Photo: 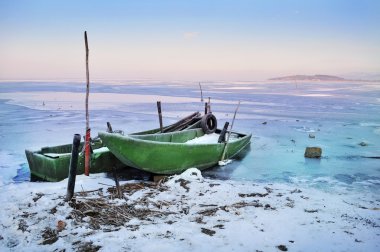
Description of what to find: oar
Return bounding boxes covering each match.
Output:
[219,101,241,165]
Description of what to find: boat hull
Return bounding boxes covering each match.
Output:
[99,129,251,174]
[25,142,124,182]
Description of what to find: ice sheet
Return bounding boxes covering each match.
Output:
[1,80,379,251]
[1,80,379,192]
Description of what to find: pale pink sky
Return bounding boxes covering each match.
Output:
[1,0,379,81]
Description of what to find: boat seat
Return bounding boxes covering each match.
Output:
[43,153,71,159]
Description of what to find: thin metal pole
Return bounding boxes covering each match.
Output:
[220,101,241,161]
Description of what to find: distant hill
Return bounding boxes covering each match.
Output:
[269,74,346,81]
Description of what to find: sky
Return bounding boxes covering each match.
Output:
[0,0,379,81]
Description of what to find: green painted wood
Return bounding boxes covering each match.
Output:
[26,142,124,182]
[99,128,251,175]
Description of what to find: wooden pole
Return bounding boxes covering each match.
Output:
[113,167,122,199]
[157,101,163,132]
[66,134,81,201]
[107,122,113,133]
[84,31,90,176]
[204,102,208,114]
[218,122,229,143]
[208,97,211,113]
[220,101,241,162]
[199,82,204,102]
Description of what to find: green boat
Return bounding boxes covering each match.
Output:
[98,128,251,175]
[26,112,202,182]
[25,140,125,182]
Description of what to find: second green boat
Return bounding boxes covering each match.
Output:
[98,128,251,175]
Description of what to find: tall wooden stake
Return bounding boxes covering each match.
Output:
[84,31,90,176]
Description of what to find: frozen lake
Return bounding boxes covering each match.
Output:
[0,80,379,194]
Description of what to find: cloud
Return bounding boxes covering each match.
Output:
[183,32,199,40]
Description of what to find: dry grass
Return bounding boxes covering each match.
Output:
[69,181,171,230]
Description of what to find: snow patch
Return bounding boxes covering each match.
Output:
[166,168,204,185]
[185,133,219,144]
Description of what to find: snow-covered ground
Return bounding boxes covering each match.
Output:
[0,169,379,252]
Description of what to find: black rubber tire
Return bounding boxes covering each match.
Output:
[201,113,217,134]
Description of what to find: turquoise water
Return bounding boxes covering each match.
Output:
[0,81,379,193]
